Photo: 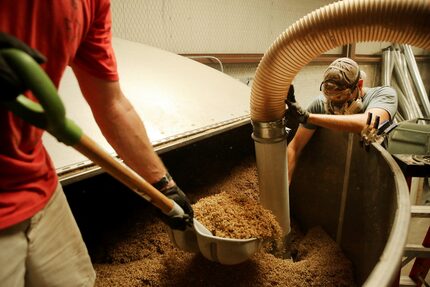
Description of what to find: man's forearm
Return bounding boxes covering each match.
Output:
[307,113,368,133]
[94,95,167,184]
[72,64,167,184]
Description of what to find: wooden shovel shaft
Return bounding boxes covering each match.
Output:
[73,134,174,214]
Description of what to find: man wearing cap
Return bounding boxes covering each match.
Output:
[286,57,397,183]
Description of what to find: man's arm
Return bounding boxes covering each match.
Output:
[307,107,391,134]
[287,126,315,185]
[72,64,195,230]
[71,64,166,184]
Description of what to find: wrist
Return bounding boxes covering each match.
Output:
[152,172,175,192]
[304,112,312,123]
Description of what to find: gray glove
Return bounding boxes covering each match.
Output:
[163,184,194,229]
[285,85,309,125]
[0,33,46,100]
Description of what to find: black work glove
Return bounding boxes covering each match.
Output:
[153,174,194,230]
[0,33,46,100]
[285,84,309,125]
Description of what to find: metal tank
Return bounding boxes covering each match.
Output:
[60,119,409,286]
[289,128,410,286]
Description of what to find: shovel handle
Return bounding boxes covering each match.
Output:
[74,135,174,213]
[1,49,82,145]
[1,49,174,214]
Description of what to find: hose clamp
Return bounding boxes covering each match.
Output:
[251,119,287,144]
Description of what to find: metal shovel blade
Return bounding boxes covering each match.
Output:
[167,224,200,253]
[168,219,262,265]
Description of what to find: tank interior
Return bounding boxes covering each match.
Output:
[63,123,409,286]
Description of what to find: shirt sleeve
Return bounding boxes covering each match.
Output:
[73,0,119,81]
[365,86,398,120]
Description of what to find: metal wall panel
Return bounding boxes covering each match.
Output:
[43,38,251,179]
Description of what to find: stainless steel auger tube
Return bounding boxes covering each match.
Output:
[251,0,429,285]
[252,119,290,235]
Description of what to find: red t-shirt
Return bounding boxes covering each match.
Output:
[0,0,119,229]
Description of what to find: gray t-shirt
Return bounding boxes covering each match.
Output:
[303,86,397,129]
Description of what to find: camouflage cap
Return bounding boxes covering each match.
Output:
[321,57,360,91]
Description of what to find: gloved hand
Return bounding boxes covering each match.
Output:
[162,184,194,230]
[285,84,309,125]
[153,173,194,230]
[0,32,46,100]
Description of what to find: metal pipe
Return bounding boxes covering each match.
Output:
[382,48,409,121]
[400,51,425,117]
[252,119,290,235]
[381,48,393,86]
[395,112,405,123]
[187,56,224,73]
[392,49,424,118]
[393,81,416,120]
[401,44,430,117]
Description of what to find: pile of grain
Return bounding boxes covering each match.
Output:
[93,159,355,286]
[193,191,282,240]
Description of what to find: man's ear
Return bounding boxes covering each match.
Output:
[357,79,364,89]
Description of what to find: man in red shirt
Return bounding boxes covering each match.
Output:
[0,1,193,286]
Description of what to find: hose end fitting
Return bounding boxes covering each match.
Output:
[251,118,287,144]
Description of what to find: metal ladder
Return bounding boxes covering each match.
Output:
[389,155,430,287]
[400,204,430,287]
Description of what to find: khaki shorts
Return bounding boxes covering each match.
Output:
[0,184,95,287]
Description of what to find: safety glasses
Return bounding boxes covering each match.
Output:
[321,84,355,103]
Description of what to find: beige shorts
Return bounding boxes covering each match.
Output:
[0,184,95,287]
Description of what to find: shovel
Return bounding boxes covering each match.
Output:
[0,49,262,265]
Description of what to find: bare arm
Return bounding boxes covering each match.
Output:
[287,126,315,184]
[307,107,391,134]
[71,64,166,184]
